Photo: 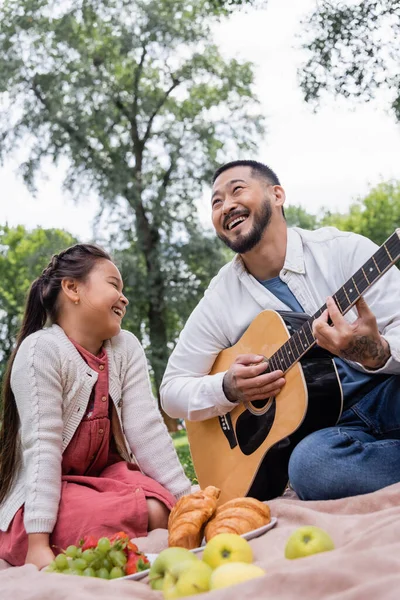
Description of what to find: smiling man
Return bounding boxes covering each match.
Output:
[160,160,400,501]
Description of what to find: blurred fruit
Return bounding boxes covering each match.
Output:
[284,526,335,559]
[65,545,79,558]
[44,530,150,579]
[97,537,111,554]
[81,535,98,551]
[202,533,253,569]
[109,531,139,552]
[54,553,68,570]
[125,549,150,575]
[110,566,124,579]
[163,560,212,598]
[149,547,198,591]
[210,562,265,589]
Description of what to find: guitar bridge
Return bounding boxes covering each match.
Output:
[218,413,238,449]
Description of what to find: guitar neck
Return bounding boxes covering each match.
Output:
[268,229,400,375]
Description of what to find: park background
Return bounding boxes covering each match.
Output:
[0,0,399,481]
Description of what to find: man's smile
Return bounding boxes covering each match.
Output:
[224,212,249,231]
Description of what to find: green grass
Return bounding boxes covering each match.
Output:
[171,431,198,485]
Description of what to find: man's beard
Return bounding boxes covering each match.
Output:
[217,198,273,254]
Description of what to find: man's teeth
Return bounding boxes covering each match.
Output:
[227,216,247,231]
[112,308,123,317]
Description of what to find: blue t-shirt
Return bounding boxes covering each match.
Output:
[259,276,374,409]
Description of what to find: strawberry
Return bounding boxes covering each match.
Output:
[109,531,138,553]
[109,531,130,543]
[80,534,98,551]
[125,551,150,575]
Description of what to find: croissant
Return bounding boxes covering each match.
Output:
[168,486,221,550]
[204,497,271,541]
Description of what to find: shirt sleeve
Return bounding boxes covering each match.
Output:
[119,332,191,499]
[11,334,63,534]
[160,287,238,422]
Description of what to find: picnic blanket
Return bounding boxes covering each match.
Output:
[1,482,400,599]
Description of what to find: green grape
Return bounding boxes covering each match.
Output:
[97,537,111,553]
[65,545,78,558]
[54,554,69,570]
[70,569,83,576]
[109,549,127,568]
[83,567,96,577]
[109,566,124,579]
[90,552,104,570]
[75,548,83,558]
[62,568,74,575]
[96,567,110,579]
[101,557,112,570]
[82,549,96,562]
[71,558,88,571]
[45,561,58,573]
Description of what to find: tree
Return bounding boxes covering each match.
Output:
[108,221,229,359]
[210,0,267,10]
[320,180,400,250]
[285,205,318,230]
[299,0,400,120]
[0,0,264,429]
[0,226,77,380]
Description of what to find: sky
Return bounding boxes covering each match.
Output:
[1,0,399,240]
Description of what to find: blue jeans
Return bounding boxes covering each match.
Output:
[288,374,400,500]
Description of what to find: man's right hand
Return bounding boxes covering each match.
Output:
[222,354,285,404]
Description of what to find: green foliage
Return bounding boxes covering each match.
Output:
[0,1,265,413]
[299,0,400,120]
[320,180,400,246]
[0,0,263,200]
[0,225,77,379]
[209,0,267,12]
[104,214,230,383]
[285,205,318,230]
[171,431,197,484]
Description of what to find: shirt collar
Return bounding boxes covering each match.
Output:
[283,227,305,274]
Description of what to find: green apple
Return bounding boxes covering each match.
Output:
[148,547,198,590]
[163,560,212,598]
[202,533,253,570]
[210,562,265,589]
[284,526,335,559]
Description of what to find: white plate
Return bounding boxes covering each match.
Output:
[120,517,278,581]
[191,516,278,553]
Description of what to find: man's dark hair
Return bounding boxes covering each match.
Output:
[212,160,281,186]
[212,160,285,217]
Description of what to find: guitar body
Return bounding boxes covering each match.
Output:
[185,310,343,504]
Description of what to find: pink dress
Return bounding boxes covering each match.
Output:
[0,340,176,566]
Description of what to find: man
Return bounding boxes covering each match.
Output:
[160,160,400,500]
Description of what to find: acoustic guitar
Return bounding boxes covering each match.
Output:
[185,229,400,504]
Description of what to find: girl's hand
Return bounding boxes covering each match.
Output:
[25,533,55,570]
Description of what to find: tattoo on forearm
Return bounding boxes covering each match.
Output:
[223,372,242,403]
[340,336,390,367]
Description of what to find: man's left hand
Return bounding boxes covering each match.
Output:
[312,296,390,370]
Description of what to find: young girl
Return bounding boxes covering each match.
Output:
[0,243,191,569]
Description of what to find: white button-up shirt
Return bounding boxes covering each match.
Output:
[161,227,400,422]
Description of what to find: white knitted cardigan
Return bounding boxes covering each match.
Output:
[0,325,191,533]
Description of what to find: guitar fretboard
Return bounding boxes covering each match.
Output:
[267,229,400,374]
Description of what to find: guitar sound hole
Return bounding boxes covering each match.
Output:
[251,398,269,409]
[236,399,276,455]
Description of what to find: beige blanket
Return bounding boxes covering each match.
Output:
[2,482,400,599]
